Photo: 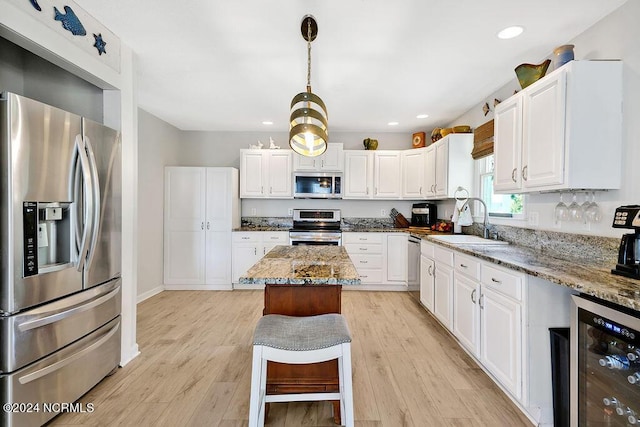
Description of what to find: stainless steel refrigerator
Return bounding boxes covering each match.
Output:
[0,92,122,426]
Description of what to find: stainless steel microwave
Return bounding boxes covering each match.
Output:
[293,172,342,199]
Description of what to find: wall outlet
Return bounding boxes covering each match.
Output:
[251,207,257,216]
[528,211,539,226]
[381,209,387,217]
[288,208,293,216]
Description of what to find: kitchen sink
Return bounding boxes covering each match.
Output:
[429,235,509,245]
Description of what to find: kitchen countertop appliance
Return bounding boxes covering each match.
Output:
[411,203,437,228]
[289,209,342,245]
[0,93,122,426]
[571,295,640,426]
[611,205,640,279]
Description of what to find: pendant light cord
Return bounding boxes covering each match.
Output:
[306,18,312,92]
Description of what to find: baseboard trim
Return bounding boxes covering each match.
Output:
[137,286,164,303]
[164,284,233,291]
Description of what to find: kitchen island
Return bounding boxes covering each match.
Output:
[239,245,360,424]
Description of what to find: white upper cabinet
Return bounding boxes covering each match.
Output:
[373,151,402,199]
[343,151,373,199]
[344,151,402,199]
[424,134,474,199]
[293,143,344,172]
[402,148,426,199]
[494,60,622,193]
[240,149,293,198]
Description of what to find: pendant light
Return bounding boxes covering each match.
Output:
[289,15,328,157]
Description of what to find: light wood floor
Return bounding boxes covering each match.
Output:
[51,290,532,426]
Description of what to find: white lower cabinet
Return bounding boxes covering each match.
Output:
[343,232,408,288]
[417,243,575,426]
[231,231,288,284]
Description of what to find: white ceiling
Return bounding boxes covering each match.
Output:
[75,0,626,134]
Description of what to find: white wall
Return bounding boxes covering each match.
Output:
[447,0,640,238]
[136,110,182,300]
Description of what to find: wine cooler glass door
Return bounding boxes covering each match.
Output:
[573,296,640,426]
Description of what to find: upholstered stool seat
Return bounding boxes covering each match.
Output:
[248,314,354,426]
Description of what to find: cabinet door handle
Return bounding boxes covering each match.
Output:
[491,277,502,284]
[242,236,250,240]
[261,186,264,194]
[419,186,422,195]
[511,168,517,183]
[471,289,477,303]
[254,248,257,256]
[263,247,266,255]
[360,260,368,264]
[459,263,468,268]
[269,186,273,194]
[201,222,204,230]
[431,184,436,193]
[358,238,367,241]
[428,265,433,276]
[359,247,368,251]
[366,187,369,195]
[321,160,324,168]
[479,294,484,309]
[206,222,210,230]
[522,165,528,181]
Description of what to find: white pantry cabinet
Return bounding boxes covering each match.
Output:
[344,151,402,199]
[164,167,240,289]
[231,231,289,284]
[494,60,622,193]
[293,143,344,172]
[240,149,293,198]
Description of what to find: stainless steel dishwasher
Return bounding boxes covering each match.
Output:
[408,236,421,300]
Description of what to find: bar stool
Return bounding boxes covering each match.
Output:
[248,313,354,427]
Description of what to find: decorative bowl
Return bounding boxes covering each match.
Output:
[440,128,453,137]
[514,59,551,89]
[452,125,471,133]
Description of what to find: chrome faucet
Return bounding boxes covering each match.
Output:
[467,197,489,239]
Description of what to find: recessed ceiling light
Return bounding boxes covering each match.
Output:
[416,114,429,119]
[262,121,273,125]
[388,121,399,126]
[497,26,524,40]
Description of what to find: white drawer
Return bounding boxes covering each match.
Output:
[343,233,384,245]
[356,269,384,284]
[349,254,384,269]
[261,232,288,243]
[344,243,383,255]
[434,246,454,267]
[232,232,261,243]
[454,253,481,281]
[481,263,523,301]
[421,241,434,259]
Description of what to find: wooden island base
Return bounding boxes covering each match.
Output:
[263,284,342,425]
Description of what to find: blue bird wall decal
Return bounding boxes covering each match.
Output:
[29,0,42,11]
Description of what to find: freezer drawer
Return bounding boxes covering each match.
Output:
[0,279,121,373]
[1,316,120,427]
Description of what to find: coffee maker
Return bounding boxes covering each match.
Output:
[411,203,437,227]
[611,205,640,279]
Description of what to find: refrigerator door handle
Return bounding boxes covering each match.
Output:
[83,136,101,273]
[17,286,120,332]
[72,135,94,272]
[17,320,119,385]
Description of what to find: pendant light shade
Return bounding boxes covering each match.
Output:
[289,15,328,157]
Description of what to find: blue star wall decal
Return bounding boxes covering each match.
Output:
[93,33,107,55]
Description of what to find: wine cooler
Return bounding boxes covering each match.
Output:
[571,295,640,426]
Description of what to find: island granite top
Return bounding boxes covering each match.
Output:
[239,245,361,286]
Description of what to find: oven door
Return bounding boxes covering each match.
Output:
[289,231,342,246]
[571,295,640,426]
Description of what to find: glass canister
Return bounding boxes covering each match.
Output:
[553,44,575,69]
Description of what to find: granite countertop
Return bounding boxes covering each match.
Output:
[234,226,290,232]
[422,237,640,312]
[239,245,361,286]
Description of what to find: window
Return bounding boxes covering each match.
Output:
[480,155,525,219]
